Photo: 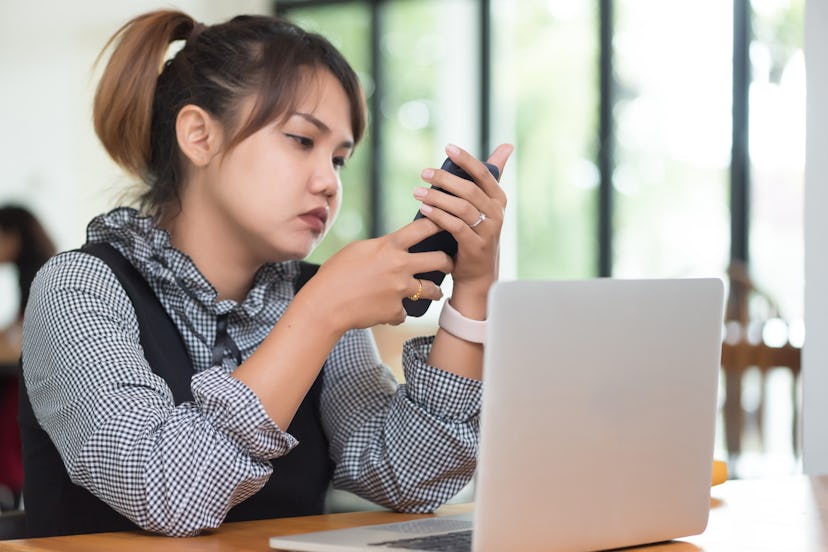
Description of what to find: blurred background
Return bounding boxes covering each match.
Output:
[0,0,805,483]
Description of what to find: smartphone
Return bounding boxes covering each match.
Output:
[403,158,500,317]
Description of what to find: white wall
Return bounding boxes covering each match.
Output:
[803,0,828,474]
[0,0,270,324]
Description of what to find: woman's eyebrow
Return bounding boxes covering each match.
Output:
[293,112,330,132]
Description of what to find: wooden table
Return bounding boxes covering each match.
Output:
[1,475,826,551]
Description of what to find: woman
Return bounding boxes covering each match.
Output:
[0,205,56,510]
[21,10,512,537]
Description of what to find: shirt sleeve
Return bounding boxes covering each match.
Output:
[21,252,295,536]
[321,330,482,512]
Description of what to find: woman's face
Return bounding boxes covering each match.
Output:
[201,68,354,265]
[0,228,20,263]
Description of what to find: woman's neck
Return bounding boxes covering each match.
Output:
[162,205,259,303]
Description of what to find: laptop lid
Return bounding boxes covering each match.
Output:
[473,278,724,551]
[269,278,724,552]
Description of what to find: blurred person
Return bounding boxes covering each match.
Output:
[20,10,512,538]
[0,205,56,510]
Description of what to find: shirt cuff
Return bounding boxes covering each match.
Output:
[400,336,483,421]
[191,366,297,459]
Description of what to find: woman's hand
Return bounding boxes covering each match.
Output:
[300,217,454,334]
[414,143,514,318]
[240,218,454,429]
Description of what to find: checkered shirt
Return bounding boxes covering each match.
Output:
[21,207,481,536]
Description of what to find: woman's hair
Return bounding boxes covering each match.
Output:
[93,10,366,217]
[0,205,57,319]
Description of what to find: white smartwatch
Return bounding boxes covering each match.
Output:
[438,299,487,344]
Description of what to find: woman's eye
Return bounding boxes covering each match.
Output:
[286,134,313,148]
[333,156,347,169]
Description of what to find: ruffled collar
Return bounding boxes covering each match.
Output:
[85,207,300,318]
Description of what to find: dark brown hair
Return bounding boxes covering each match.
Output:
[0,205,57,319]
[94,10,366,216]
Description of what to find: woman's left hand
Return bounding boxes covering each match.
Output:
[414,143,514,317]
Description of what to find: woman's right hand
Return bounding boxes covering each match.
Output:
[300,217,454,333]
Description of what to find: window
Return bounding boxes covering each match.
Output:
[494,0,598,279]
[613,0,732,280]
[276,0,805,474]
[749,0,805,326]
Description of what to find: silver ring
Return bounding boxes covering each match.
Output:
[470,212,487,228]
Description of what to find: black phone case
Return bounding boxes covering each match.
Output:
[403,158,500,317]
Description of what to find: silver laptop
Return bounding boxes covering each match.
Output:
[269,278,725,552]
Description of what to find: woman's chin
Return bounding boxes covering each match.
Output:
[284,240,318,262]
[263,233,320,262]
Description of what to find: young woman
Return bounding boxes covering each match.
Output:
[20,10,512,537]
[0,205,56,511]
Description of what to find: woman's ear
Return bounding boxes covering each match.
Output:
[176,105,223,167]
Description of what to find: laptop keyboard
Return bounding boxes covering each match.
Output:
[369,529,472,551]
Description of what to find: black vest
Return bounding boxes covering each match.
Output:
[18,243,332,537]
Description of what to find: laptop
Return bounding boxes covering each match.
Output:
[269,278,725,552]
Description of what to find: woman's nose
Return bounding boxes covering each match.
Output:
[310,161,339,197]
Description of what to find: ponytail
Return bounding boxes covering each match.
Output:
[93,11,195,179]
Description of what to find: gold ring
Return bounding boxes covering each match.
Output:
[408,279,424,301]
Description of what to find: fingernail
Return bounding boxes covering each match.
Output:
[413,186,428,199]
[419,203,433,214]
[421,168,434,179]
[446,143,460,156]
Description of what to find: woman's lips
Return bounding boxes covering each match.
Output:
[299,207,328,233]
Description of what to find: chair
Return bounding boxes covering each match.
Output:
[0,510,26,541]
[720,261,802,467]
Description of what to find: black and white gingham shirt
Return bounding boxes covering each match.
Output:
[22,207,481,536]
